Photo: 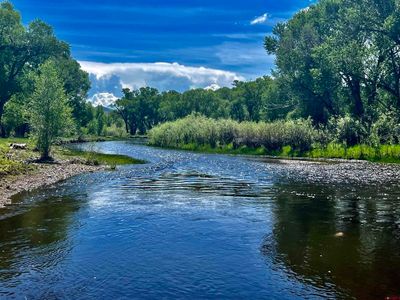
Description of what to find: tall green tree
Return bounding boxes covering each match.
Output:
[94,105,105,136]
[265,4,339,124]
[265,0,400,124]
[56,58,91,129]
[30,60,72,160]
[0,2,69,136]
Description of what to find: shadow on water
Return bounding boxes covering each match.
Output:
[264,181,400,299]
[0,194,82,296]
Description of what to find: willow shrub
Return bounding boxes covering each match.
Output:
[148,114,317,152]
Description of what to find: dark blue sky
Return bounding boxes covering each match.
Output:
[12,0,314,103]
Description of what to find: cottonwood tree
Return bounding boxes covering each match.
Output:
[0,1,90,137]
[265,0,400,124]
[30,61,72,160]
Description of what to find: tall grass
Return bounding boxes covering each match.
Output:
[148,114,316,152]
[148,114,400,163]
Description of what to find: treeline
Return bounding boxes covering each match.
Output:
[0,2,125,139]
[114,77,281,135]
[141,0,400,149]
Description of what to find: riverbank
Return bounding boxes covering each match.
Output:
[152,143,400,164]
[0,162,103,207]
[0,138,143,207]
[148,115,400,164]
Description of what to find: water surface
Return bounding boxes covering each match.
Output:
[1,141,399,299]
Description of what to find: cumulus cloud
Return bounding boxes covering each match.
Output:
[250,13,269,25]
[79,61,244,106]
[205,83,221,91]
[89,92,119,107]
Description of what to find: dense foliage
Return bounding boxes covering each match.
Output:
[149,114,317,152]
[29,61,73,159]
[265,0,400,126]
[149,115,400,162]
[0,2,95,139]
[114,77,280,135]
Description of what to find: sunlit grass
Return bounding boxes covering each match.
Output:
[59,148,145,166]
[0,138,35,176]
[0,137,145,177]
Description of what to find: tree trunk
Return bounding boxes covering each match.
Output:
[129,122,137,136]
[124,119,129,134]
[353,84,364,118]
[348,79,364,118]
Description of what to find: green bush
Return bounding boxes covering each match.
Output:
[370,113,400,146]
[149,114,317,152]
[104,124,129,138]
[328,115,368,146]
[148,114,400,163]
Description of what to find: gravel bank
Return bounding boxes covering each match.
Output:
[254,157,400,185]
[0,161,103,207]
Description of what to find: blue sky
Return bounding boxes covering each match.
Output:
[12,0,314,104]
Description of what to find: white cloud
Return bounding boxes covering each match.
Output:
[250,13,268,25]
[300,6,310,13]
[205,83,221,91]
[79,61,244,105]
[89,92,118,107]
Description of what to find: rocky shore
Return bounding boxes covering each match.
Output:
[0,160,103,207]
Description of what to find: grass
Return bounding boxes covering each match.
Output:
[0,137,144,177]
[148,114,316,153]
[0,138,36,176]
[148,115,400,163]
[59,148,145,166]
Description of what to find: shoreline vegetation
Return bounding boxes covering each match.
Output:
[0,137,144,207]
[148,115,400,164]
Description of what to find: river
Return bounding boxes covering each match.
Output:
[0,141,400,299]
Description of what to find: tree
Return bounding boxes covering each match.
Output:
[56,58,91,130]
[2,95,28,137]
[114,87,161,135]
[30,61,72,160]
[264,0,400,125]
[115,88,139,135]
[265,4,338,124]
[94,105,105,136]
[0,1,70,137]
[158,90,184,121]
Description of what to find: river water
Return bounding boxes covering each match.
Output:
[1,141,400,299]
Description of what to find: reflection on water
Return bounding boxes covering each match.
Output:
[0,141,399,299]
[0,195,81,297]
[267,182,400,299]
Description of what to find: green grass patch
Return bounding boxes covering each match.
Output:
[0,137,145,178]
[60,148,145,166]
[0,157,28,177]
[0,138,35,176]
